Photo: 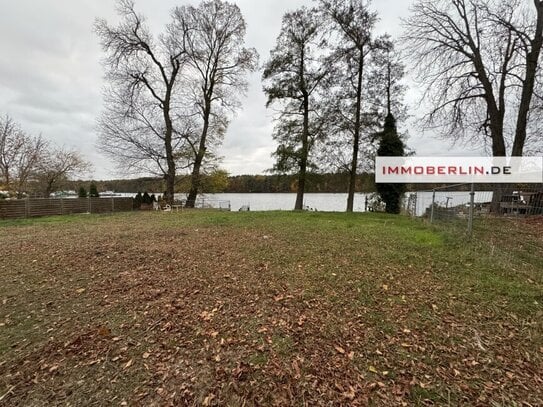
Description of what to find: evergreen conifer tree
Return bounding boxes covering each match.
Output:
[376,114,405,214]
[78,186,87,198]
[89,183,99,197]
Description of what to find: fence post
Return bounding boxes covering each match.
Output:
[112,197,115,212]
[430,189,436,223]
[25,198,29,218]
[88,196,91,214]
[467,183,475,237]
[60,198,64,215]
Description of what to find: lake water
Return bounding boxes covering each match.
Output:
[124,191,494,216]
[185,191,494,215]
[199,193,370,212]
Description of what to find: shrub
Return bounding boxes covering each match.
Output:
[89,183,99,197]
[142,192,153,205]
[134,192,143,209]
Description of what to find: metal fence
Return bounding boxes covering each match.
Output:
[169,198,231,211]
[0,197,133,220]
[194,198,231,211]
[405,183,543,236]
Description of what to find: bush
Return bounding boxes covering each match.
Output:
[89,183,99,198]
[78,186,87,198]
[142,192,153,205]
[133,192,143,209]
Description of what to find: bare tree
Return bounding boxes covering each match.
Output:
[263,7,331,210]
[0,115,46,197]
[173,0,258,208]
[95,0,192,203]
[34,146,92,196]
[403,0,543,157]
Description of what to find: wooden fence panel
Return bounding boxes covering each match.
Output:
[28,199,62,217]
[89,197,112,213]
[112,198,133,212]
[0,197,133,219]
[63,199,90,214]
[0,200,26,219]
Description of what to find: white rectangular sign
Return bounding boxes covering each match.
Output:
[375,156,543,183]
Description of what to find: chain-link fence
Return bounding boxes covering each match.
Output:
[405,183,543,236]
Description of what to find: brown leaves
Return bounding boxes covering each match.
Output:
[2,213,543,406]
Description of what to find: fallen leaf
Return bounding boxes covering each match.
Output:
[335,345,345,354]
[343,385,356,400]
[202,394,215,406]
[97,326,111,337]
[292,360,301,379]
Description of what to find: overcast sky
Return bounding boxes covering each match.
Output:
[0,0,484,180]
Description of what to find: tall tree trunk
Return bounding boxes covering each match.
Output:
[4,171,10,193]
[347,52,364,212]
[512,1,543,157]
[295,92,310,210]
[45,180,54,197]
[186,97,211,208]
[489,131,507,214]
[186,145,206,208]
[163,100,176,204]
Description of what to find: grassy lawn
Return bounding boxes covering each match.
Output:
[1,211,542,406]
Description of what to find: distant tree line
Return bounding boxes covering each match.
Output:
[62,174,512,197]
[61,172,374,194]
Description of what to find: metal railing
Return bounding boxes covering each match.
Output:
[406,183,543,236]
